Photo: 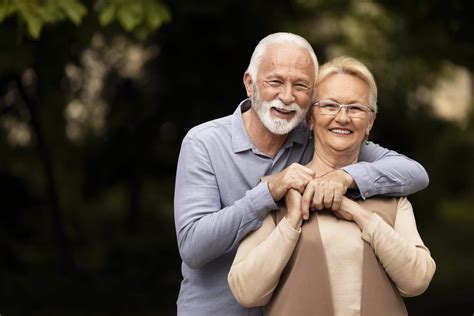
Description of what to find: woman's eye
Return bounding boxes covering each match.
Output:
[348,105,364,112]
[324,104,339,110]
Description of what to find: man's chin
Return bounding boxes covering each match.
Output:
[264,120,298,135]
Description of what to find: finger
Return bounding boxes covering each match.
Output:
[284,172,305,191]
[293,179,306,194]
[312,185,324,210]
[298,172,314,187]
[296,169,316,182]
[332,189,343,211]
[300,165,316,177]
[291,163,316,177]
[323,185,334,209]
[301,184,315,219]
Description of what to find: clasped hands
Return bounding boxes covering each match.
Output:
[265,163,370,229]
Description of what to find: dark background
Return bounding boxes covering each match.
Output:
[1,0,473,315]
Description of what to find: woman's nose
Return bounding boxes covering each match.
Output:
[334,106,350,123]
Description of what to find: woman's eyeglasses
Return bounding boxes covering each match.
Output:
[313,100,375,118]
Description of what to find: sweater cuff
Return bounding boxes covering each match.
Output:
[361,213,383,243]
[249,182,279,219]
[278,217,301,242]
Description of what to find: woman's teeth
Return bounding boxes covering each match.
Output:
[330,128,351,134]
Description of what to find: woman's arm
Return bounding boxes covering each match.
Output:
[228,190,303,307]
[340,197,436,296]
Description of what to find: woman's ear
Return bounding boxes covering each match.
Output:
[365,113,376,135]
[243,72,254,97]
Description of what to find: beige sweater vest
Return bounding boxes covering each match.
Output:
[266,198,408,316]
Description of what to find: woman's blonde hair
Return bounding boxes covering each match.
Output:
[317,56,378,112]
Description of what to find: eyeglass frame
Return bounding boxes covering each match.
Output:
[312,99,375,118]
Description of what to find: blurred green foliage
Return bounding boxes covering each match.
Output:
[0,0,87,38]
[0,0,170,40]
[0,0,473,315]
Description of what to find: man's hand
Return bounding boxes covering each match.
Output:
[301,169,354,215]
[264,163,316,202]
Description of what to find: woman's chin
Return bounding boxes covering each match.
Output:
[327,141,360,153]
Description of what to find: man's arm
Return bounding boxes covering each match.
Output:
[174,137,274,269]
[174,137,313,269]
[301,141,429,214]
[343,141,429,199]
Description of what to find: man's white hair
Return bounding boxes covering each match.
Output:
[246,32,319,81]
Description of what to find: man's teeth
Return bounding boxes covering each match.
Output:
[331,128,351,134]
[274,108,292,114]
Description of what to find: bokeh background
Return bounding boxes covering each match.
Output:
[1,0,473,315]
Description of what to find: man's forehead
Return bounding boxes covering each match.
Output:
[260,44,315,78]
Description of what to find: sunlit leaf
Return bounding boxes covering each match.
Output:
[17,1,44,39]
[116,1,143,31]
[98,2,116,26]
[37,1,65,23]
[0,0,17,22]
[58,0,87,25]
[145,1,171,30]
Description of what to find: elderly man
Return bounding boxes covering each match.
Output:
[174,32,428,315]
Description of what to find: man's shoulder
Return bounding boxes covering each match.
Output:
[185,114,233,142]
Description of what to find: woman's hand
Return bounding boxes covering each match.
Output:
[301,170,353,215]
[284,189,304,230]
[338,197,373,230]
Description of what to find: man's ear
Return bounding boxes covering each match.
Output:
[307,113,314,130]
[243,72,254,97]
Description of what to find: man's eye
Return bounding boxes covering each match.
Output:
[294,83,309,91]
[268,80,282,86]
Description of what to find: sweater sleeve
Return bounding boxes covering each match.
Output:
[361,197,436,297]
[228,214,301,307]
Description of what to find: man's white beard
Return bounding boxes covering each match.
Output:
[252,91,307,135]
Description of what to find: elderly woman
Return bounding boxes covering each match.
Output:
[227,56,436,315]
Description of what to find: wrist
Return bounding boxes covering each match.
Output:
[285,214,302,230]
[352,207,372,230]
[339,169,355,189]
[267,179,285,202]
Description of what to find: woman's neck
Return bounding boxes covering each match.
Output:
[307,144,359,174]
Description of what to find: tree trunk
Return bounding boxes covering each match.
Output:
[16,76,76,273]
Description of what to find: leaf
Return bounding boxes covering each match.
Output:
[23,13,43,39]
[37,1,65,23]
[145,1,171,30]
[58,0,87,25]
[0,0,17,22]
[116,1,143,31]
[17,1,44,39]
[134,24,149,41]
[98,2,116,26]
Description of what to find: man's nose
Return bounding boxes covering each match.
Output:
[279,84,296,105]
